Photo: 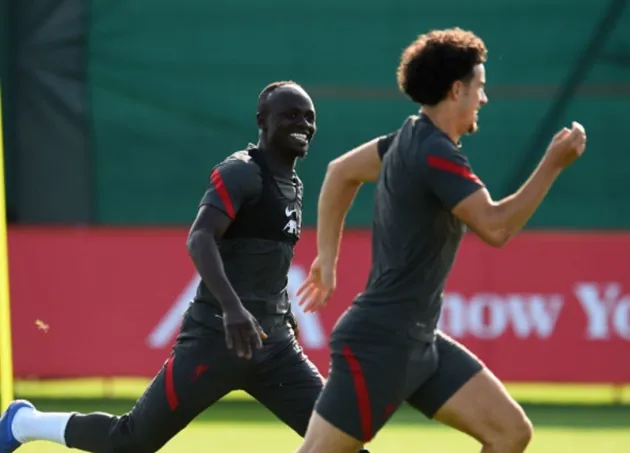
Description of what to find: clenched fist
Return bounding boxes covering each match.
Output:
[545,121,587,170]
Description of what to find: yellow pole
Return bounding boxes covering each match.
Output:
[0,87,15,411]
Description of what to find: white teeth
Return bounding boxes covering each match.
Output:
[290,133,307,141]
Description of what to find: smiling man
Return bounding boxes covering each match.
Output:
[0,81,372,453]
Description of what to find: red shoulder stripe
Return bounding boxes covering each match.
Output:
[210,168,236,219]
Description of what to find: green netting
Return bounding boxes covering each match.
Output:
[89,0,630,227]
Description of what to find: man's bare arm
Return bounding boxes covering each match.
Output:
[317,138,383,263]
[187,205,242,312]
[452,160,560,247]
[452,124,586,247]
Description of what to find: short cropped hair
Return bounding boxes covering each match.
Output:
[257,81,299,114]
[397,28,487,106]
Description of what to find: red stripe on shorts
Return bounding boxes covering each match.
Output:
[342,345,372,442]
[165,355,179,411]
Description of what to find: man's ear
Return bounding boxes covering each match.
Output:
[448,80,465,101]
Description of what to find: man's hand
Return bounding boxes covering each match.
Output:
[223,305,267,359]
[296,256,336,313]
[544,121,587,170]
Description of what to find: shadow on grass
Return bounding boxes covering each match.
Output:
[27,398,630,429]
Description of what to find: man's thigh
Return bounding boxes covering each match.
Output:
[405,331,483,418]
[245,330,324,437]
[121,330,247,449]
[314,338,409,444]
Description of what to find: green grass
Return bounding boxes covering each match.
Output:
[14,378,630,404]
[12,399,630,453]
[9,380,630,452]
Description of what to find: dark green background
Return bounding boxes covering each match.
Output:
[5,0,630,227]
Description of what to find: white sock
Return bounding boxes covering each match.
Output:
[11,406,70,446]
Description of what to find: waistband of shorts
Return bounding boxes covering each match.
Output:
[188,300,290,332]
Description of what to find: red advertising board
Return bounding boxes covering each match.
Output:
[7,227,630,383]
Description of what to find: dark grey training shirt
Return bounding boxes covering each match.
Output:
[353,113,484,334]
[194,148,302,315]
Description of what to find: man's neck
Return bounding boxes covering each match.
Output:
[256,140,296,175]
[419,106,461,146]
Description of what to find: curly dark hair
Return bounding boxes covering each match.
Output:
[397,28,487,106]
[257,80,300,114]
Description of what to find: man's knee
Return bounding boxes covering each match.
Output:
[431,368,533,453]
[485,409,533,452]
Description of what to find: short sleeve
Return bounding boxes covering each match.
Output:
[425,138,484,210]
[199,158,262,219]
[377,131,398,160]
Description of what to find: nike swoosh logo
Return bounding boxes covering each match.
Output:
[285,206,297,217]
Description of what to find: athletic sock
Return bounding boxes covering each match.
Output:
[11,406,71,445]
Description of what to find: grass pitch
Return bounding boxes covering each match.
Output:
[14,399,630,453]
[10,379,630,453]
